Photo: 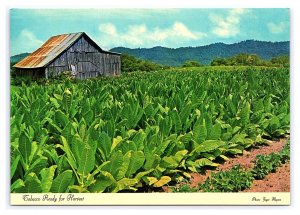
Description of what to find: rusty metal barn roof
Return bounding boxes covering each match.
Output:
[14,32,120,69]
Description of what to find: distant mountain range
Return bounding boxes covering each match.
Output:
[10,53,31,65]
[110,40,289,66]
[11,40,289,66]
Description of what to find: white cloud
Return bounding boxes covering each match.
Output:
[14,29,43,53]
[98,22,206,47]
[267,22,287,34]
[173,22,199,39]
[99,23,118,37]
[21,29,43,46]
[210,9,247,37]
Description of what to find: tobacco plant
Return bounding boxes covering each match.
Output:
[10,67,290,193]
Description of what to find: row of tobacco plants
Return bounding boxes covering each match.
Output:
[10,66,290,193]
[173,140,290,192]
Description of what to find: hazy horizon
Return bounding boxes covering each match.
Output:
[10,39,290,57]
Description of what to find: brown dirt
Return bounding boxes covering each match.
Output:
[244,162,290,192]
[189,138,287,188]
[162,138,289,192]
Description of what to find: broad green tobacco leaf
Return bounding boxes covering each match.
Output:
[155,139,171,156]
[78,143,96,176]
[173,150,188,163]
[209,122,222,140]
[240,102,251,126]
[11,155,20,179]
[144,154,160,170]
[134,169,154,181]
[195,140,226,153]
[29,141,38,164]
[126,151,145,177]
[15,172,42,193]
[18,133,31,164]
[55,110,69,127]
[194,158,219,167]
[268,115,280,133]
[26,156,48,176]
[227,148,243,155]
[193,119,207,143]
[11,179,25,192]
[98,132,112,161]
[111,136,123,151]
[50,170,73,193]
[116,151,131,180]
[40,165,57,192]
[50,97,60,108]
[102,150,123,178]
[60,136,76,169]
[83,110,94,125]
[112,178,138,193]
[160,156,179,169]
[170,109,182,133]
[90,171,116,193]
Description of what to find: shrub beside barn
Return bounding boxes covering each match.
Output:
[14,32,121,79]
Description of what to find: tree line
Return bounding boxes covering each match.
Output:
[121,53,289,72]
[210,53,289,67]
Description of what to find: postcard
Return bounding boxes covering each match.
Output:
[10,8,290,205]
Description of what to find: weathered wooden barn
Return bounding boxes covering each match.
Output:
[14,32,121,79]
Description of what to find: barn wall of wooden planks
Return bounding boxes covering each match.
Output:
[14,32,121,79]
[46,36,121,79]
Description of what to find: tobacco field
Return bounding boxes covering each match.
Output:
[10,67,290,193]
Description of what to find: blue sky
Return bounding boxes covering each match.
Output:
[10,8,290,55]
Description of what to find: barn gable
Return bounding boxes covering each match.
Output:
[14,32,121,79]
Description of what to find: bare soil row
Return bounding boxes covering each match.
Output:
[164,138,290,192]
